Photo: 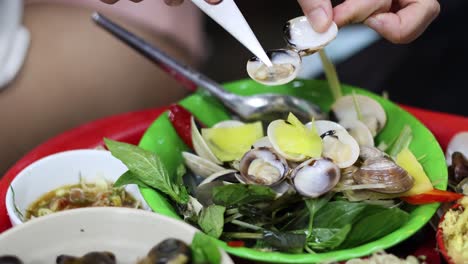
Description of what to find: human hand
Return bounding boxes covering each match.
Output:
[297,0,440,44]
[100,0,222,6]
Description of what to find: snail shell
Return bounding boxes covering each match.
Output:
[353,157,414,193]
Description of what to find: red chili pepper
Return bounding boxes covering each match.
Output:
[227,240,245,248]
[401,189,464,205]
[168,104,193,149]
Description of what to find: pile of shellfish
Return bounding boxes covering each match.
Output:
[183,94,415,205]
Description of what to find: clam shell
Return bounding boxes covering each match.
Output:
[340,119,374,147]
[353,157,414,193]
[182,152,225,178]
[246,49,301,86]
[291,158,341,198]
[306,120,360,168]
[359,146,387,161]
[196,170,240,206]
[213,120,244,128]
[191,117,222,165]
[239,147,289,186]
[253,136,273,148]
[267,120,308,162]
[284,16,338,56]
[199,169,239,185]
[331,95,387,136]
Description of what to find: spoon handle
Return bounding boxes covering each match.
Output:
[91,12,236,102]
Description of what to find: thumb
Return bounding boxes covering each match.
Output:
[297,0,333,33]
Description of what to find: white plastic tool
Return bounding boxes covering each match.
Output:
[191,0,272,67]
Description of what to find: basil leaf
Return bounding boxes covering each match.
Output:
[304,192,334,237]
[262,230,307,253]
[198,205,226,238]
[175,163,187,186]
[308,224,351,250]
[340,207,409,248]
[314,201,367,228]
[114,171,148,188]
[104,138,189,204]
[191,232,222,264]
[212,184,276,207]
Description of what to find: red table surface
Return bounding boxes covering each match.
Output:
[0,105,466,255]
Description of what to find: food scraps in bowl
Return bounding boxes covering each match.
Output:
[438,196,467,264]
[5,149,149,226]
[1,235,222,264]
[24,176,142,220]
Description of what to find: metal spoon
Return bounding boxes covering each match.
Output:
[91,12,323,122]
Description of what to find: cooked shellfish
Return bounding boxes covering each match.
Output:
[331,95,387,136]
[239,147,289,186]
[291,158,341,198]
[284,16,338,56]
[306,120,360,168]
[246,49,301,86]
[182,152,225,178]
[353,156,414,193]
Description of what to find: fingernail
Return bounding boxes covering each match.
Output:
[308,7,329,32]
[365,17,382,30]
[205,0,222,5]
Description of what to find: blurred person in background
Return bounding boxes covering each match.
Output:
[0,0,206,174]
[0,0,441,174]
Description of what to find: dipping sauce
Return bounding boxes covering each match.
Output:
[25,178,142,220]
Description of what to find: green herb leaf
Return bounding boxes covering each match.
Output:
[388,125,413,158]
[176,163,187,186]
[308,224,351,250]
[10,186,24,221]
[313,201,367,228]
[113,171,149,188]
[304,192,334,237]
[191,232,222,264]
[104,138,189,204]
[340,207,409,248]
[262,230,307,253]
[212,184,276,207]
[198,205,226,238]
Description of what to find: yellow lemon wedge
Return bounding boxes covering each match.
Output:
[268,113,322,161]
[396,147,433,196]
[201,121,264,162]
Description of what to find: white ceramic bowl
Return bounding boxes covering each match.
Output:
[5,149,150,226]
[0,207,233,263]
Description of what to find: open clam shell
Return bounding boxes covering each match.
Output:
[238,147,289,186]
[246,49,301,86]
[213,120,245,128]
[267,120,308,162]
[291,158,341,198]
[191,117,222,165]
[284,16,338,56]
[306,120,360,168]
[196,170,240,206]
[340,119,374,147]
[252,136,273,149]
[182,152,225,178]
[331,95,387,136]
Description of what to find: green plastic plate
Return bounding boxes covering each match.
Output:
[138,79,447,263]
